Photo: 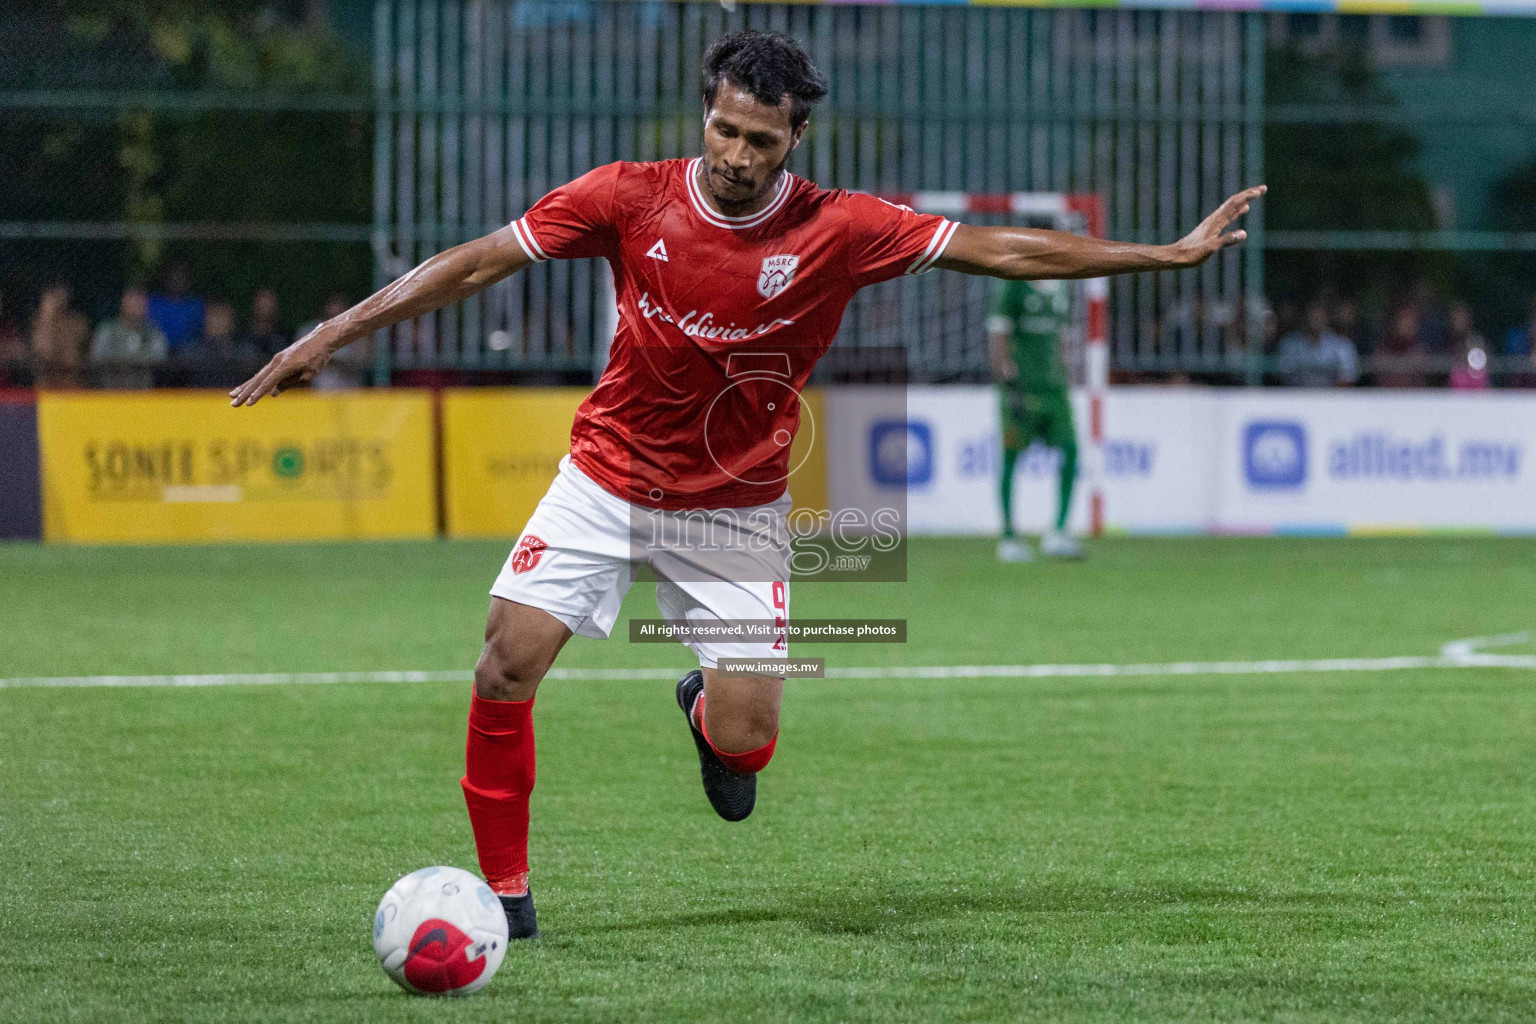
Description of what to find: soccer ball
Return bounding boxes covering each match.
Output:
[372,866,509,996]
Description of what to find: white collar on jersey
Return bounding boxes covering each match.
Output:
[685,157,794,231]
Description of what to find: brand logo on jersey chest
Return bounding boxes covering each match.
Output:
[757,254,799,300]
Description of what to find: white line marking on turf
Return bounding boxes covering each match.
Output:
[0,670,477,689]
[1441,631,1533,657]
[2,655,1534,689]
[824,655,1536,678]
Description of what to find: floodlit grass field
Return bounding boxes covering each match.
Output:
[3,536,1535,1023]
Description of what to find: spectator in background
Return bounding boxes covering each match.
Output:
[1276,298,1358,387]
[1447,301,1490,391]
[30,281,89,389]
[162,297,218,387]
[1407,278,1449,353]
[0,287,28,386]
[240,287,288,356]
[146,261,206,352]
[174,299,265,388]
[1220,301,1253,360]
[1375,305,1425,387]
[194,299,236,385]
[1331,297,1373,357]
[1271,297,1300,344]
[302,293,372,390]
[89,286,168,389]
[1216,299,1275,384]
[1504,293,1536,363]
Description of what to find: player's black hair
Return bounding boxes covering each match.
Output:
[702,30,828,132]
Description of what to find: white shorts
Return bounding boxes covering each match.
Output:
[490,456,791,669]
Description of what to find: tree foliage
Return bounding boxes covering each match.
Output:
[1262,41,1446,314]
[1461,156,1536,332]
[0,1,371,325]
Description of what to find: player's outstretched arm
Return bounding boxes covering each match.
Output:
[933,185,1265,281]
[229,225,537,406]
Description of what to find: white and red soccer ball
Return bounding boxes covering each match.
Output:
[373,866,508,996]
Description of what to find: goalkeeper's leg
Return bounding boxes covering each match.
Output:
[1000,444,1021,538]
[1040,397,1085,559]
[1054,428,1078,532]
[996,389,1032,562]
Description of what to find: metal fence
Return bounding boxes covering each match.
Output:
[7,3,1532,386]
[372,1,1264,382]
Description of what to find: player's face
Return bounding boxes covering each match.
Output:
[702,84,805,211]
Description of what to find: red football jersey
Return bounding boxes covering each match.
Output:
[510,157,957,510]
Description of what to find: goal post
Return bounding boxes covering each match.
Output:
[864,191,1110,538]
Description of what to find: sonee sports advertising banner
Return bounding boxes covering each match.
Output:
[441,388,589,539]
[37,391,436,543]
[441,387,828,539]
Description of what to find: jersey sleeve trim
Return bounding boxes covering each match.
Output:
[986,315,1013,335]
[509,218,549,262]
[905,219,958,276]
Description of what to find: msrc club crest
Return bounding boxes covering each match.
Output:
[757,254,799,300]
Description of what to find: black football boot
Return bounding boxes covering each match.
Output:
[676,669,756,822]
[499,889,540,940]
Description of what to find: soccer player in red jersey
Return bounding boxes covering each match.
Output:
[231,31,1263,939]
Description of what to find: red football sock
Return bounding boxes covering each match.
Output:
[460,691,536,897]
[692,692,778,774]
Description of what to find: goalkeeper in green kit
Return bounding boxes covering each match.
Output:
[988,276,1084,562]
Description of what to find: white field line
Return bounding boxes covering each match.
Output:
[827,655,1536,678]
[1440,631,1534,657]
[1,654,1534,689]
[0,670,477,689]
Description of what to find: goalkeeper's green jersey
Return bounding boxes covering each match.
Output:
[988,278,1071,394]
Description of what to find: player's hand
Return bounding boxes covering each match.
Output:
[995,359,1019,382]
[1169,185,1266,268]
[228,329,337,406]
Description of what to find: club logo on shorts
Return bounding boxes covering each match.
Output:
[510,534,548,575]
[757,254,799,300]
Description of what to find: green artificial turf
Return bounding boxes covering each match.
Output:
[2,537,1535,1022]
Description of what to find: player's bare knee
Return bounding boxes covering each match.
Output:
[740,712,780,752]
[474,621,550,702]
[708,704,780,754]
[474,641,545,702]
[474,600,572,702]
[751,701,782,744]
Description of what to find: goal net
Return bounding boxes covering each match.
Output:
[825,192,1106,387]
[824,191,1110,535]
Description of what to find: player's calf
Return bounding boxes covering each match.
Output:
[676,669,780,821]
[698,670,781,756]
[462,599,573,938]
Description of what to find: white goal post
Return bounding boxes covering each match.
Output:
[870,191,1110,537]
